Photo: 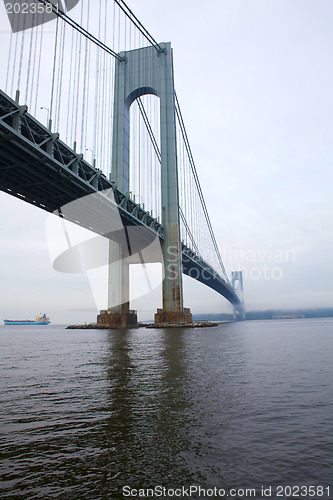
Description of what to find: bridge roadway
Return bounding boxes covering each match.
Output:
[0,89,240,306]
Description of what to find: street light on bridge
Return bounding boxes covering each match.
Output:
[40,106,51,131]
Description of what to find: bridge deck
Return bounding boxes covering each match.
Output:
[0,90,163,238]
[0,89,240,306]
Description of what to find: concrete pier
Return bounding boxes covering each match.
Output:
[154,308,192,326]
[97,309,138,329]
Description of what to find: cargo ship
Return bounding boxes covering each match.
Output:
[3,314,51,325]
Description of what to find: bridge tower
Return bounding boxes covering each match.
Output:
[231,271,246,320]
[99,42,192,327]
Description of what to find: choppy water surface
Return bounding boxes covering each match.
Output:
[0,319,332,499]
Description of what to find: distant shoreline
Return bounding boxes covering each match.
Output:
[193,308,333,322]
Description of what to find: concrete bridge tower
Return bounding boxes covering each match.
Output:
[98,43,192,328]
[231,271,246,320]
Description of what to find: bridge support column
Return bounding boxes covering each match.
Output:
[155,41,192,326]
[96,241,137,329]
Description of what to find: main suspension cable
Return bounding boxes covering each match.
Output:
[137,97,161,163]
[37,0,125,61]
[175,92,229,282]
[114,0,165,54]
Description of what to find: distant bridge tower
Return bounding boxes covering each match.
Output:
[101,42,192,327]
[231,271,246,320]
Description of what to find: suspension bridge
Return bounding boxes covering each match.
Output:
[0,0,245,327]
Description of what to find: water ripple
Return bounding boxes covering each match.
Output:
[0,319,332,498]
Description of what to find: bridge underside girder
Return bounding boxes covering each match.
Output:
[181,252,241,306]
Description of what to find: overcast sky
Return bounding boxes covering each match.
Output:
[0,0,332,323]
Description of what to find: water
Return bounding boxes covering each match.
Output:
[0,319,332,499]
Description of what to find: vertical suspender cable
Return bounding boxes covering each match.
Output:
[58,20,66,131]
[138,100,141,198]
[55,19,65,131]
[10,14,20,97]
[81,0,90,151]
[34,12,45,116]
[5,28,13,94]
[84,12,92,161]
[123,4,127,51]
[66,27,75,143]
[50,16,59,129]
[70,28,77,145]
[145,98,148,208]
[102,0,108,173]
[73,2,84,147]
[17,14,27,93]
[29,16,39,110]
[100,0,107,171]
[117,3,121,53]
[108,0,117,179]
[98,0,103,166]
[70,25,79,146]
[154,95,157,215]
[25,17,35,104]
[107,3,114,177]
[93,0,103,163]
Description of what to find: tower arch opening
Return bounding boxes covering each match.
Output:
[129,93,161,220]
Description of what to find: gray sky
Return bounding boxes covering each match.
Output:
[0,0,332,323]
